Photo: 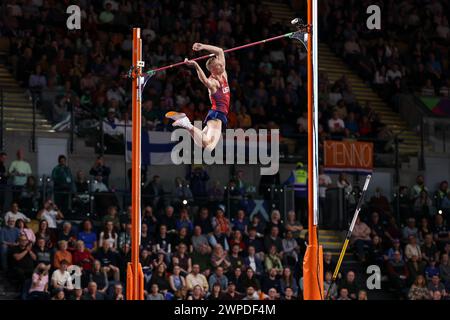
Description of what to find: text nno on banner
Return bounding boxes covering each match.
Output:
[324,140,373,173]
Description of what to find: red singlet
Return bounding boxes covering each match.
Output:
[209,75,231,115]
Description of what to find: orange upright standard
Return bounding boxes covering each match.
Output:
[302,0,324,300]
[126,27,145,300]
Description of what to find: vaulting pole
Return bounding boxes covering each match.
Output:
[127,27,144,300]
[303,0,324,300]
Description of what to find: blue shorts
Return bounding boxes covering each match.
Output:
[204,109,228,127]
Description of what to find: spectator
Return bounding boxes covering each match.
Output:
[425,259,440,280]
[350,216,372,262]
[147,283,165,300]
[408,275,431,300]
[89,260,109,294]
[149,263,170,294]
[89,156,111,186]
[232,209,249,235]
[284,211,303,239]
[187,284,205,300]
[386,250,409,297]
[36,199,64,232]
[208,266,228,292]
[0,217,20,271]
[186,264,208,293]
[94,241,120,282]
[339,271,360,300]
[102,205,121,231]
[411,175,428,201]
[282,230,300,265]
[206,282,227,300]
[8,149,32,201]
[28,263,50,300]
[241,267,261,292]
[176,208,193,234]
[264,226,283,253]
[428,275,446,297]
[440,253,450,283]
[35,222,54,254]
[328,111,346,136]
[433,214,450,251]
[337,287,351,300]
[108,283,125,300]
[402,218,419,243]
[77,220,97,252]
[33,237,52,267]
[279,268,298,297]
[406,254,426,286]
[53,240,73,269]
[57,221,77,252]
[82,282,105,300]
[223,282,243,300]
[98,221,118,251]
[357,290,368,300]
[169,265,187,294]
[262,268,281,294]
[51,259,74,291]
[73,240,94,272]
[51,155,74,214]
[211,206,231,237]
[229,244,245,271]
[264,245,283,275]
[172,242,192,276]
[324,271,337,300]
[405,235,422,261]
[4,202,30,224]
[422,233,439,263]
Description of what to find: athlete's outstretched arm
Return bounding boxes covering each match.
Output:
[192,43,226,67]
[184,58,216,90]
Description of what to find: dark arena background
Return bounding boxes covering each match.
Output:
[0,0,449,307]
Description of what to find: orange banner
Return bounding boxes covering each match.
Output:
[324,140,373,172]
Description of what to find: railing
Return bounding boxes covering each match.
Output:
[0,178,296,223]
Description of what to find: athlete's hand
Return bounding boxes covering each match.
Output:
[184,58,197,67]
[192,43,203,51]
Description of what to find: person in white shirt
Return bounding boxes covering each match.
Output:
[51,260,74,291]
[90,175,109,193]
[386,64,402,82]
[328,111,345,135]
[102,108,122,137]
[185,264,209,292]
[4,202,30,223]
[36,199,64,229]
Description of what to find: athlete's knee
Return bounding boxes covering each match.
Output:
[203,138,217,152]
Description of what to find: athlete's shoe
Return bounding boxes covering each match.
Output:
[173,116,193,130]
[165,111,187,121]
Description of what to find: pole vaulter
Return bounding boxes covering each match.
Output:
[126,19,313,300]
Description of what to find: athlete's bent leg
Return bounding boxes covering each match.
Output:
[166,111,222,151]
[201,119,222,152]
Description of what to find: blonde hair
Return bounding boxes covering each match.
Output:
[206,55,218,71]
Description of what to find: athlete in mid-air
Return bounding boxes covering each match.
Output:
[165,42,230,152]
